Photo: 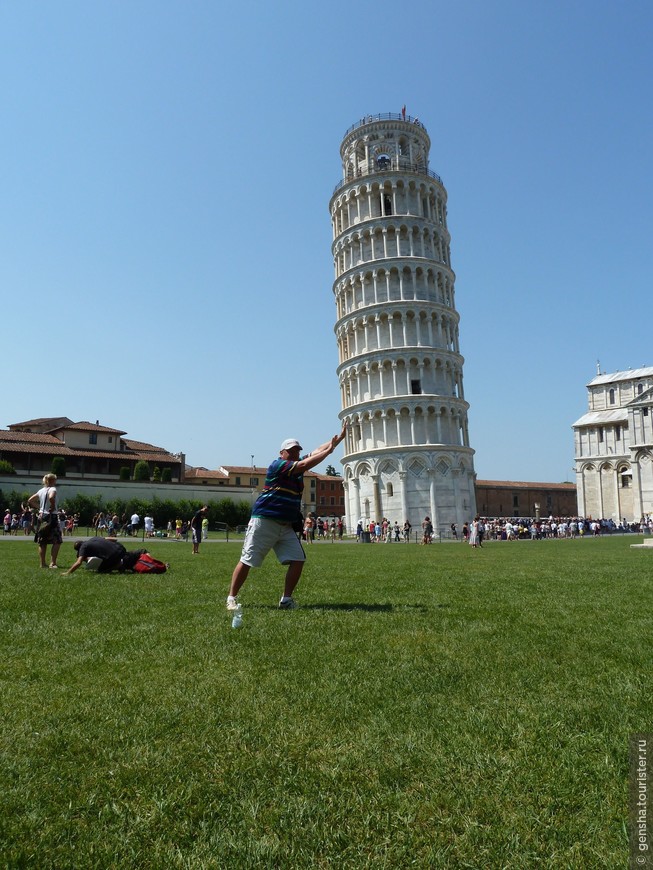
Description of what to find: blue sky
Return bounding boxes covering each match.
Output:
[2,1,651,481]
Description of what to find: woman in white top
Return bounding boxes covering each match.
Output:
[27,473,62,568]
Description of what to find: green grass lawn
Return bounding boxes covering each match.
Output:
[1,535,650,868]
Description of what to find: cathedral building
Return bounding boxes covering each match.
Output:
[330,112,476,530]
[573,366,653,521]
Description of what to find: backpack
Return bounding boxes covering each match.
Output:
[132,553,168,574]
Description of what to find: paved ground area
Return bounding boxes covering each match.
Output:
[0,534,359,545]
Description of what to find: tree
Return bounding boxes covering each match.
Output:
[325,464,340,477]
[0,460,15,475]
[62,494,102,525]
[51,456,66,477]
[152,466,161,482]
[161,468,172,483]
[0,488,30,514]
[119,467,131,481]
[133,461,150,481]
[212,498,251,528]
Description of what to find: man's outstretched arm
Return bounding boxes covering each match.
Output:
[297,424,347,473]
[62,556,84,576]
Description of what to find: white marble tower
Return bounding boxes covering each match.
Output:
[330,112,476,532]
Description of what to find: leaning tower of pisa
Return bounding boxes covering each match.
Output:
[330,111,476,532]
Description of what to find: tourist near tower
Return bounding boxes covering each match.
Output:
[330,110,476,534]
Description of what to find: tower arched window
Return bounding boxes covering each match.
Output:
[609,388,615,405]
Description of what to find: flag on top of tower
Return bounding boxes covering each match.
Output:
[401,105,406,120]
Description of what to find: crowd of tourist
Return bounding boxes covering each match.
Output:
[88,513,207,541]
[1,508,218,542]
[344,514,650,543]
[3,506,79,537]
[455,516,646,542]
[302,514,345,542]
[354,518,413,542]
[6,503,651,546]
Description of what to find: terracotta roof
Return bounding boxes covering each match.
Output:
[219,466,268,475]
[476,480,575,490]
[2,447,181,464]
[0,442,73,456]
[216,466,322,479]
[51,421,127,435]
[64,448,144,461]
[0,443,136,461]
[8,416,73,431]
[186,468,229,480]
[131,451,180,463]
[123,439,172,454]
[0,430,181,464]
[0,431,63,445]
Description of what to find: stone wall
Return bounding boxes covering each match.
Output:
[0,474,254,508]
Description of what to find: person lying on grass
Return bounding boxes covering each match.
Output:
[63,537,147,574]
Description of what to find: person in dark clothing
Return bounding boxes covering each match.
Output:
[62,537,145,574]
[190,505,208,554]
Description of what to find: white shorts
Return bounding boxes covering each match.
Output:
[239,517,305,568]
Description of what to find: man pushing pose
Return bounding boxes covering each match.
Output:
[226,424,346,611]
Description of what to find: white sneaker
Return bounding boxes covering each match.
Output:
[226,595,240,611]
[278,597,297,610]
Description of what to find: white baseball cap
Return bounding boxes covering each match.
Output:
[280,438,302,451]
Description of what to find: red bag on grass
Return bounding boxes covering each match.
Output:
[132,553,168,574]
